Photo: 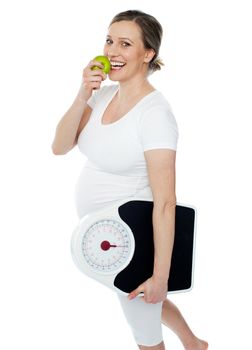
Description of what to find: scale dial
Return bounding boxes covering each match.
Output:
[81,218,133,275]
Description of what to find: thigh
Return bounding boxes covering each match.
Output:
[117,294,164,347]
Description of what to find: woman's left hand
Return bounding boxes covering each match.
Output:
[127,275,168,304]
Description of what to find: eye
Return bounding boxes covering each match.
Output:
[106,38,113,45]
[122,41,131,47]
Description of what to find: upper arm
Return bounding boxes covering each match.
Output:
[144,149,177,209]
[139,103,178,207]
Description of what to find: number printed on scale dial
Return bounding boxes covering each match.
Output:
[81,219,132,273]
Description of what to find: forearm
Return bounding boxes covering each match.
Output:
[51,93,87,155]
[152,203,176,282]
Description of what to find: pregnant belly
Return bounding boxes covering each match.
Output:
[74,162,152,219]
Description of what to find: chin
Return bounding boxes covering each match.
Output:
[108,70,133,83]
[108,75,120,82]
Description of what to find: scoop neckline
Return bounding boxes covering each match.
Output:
[100,87,159,127]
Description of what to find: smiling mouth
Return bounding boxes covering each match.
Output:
[110,61,126,70]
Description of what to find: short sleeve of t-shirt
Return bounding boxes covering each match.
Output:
[86,89,99,109]
[139,104,179,151]
[87,85,118,109]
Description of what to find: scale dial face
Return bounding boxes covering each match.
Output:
[81,218,133,275]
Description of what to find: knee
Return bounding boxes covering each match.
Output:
[162,298,168,309]
[138,340,165,350]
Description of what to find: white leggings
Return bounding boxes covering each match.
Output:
[117,294,164,346]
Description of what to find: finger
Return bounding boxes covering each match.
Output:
[92,72,107,81]
[90,62,106,77]
[88,60,104,70]
[83,66,106,82]
[90,69,107,81]
[90,82,102,90]
[127,291,136,300]
[128,286,143,300]
[142,296,152,304]
[88,75,103,82]
[86,70,106,83]
[89,61,107,79]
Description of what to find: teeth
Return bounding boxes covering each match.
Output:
[110,61,126,67]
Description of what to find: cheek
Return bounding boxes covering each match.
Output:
[103,44,108,55]
[123,51,132,61]
[125,49,142,63]
[129,49,145,62]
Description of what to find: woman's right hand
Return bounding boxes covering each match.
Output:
[77,59,107,102]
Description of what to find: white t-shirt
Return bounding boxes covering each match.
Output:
[75,84,179,219]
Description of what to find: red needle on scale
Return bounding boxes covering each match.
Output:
[100,240,126,251]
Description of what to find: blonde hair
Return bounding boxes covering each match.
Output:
[110,10,164,73]
[149,57,165,72]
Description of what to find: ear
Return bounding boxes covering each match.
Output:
[144,49,155,63]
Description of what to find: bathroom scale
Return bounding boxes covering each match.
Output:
[71,197,197,296]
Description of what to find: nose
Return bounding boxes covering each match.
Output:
[106,43,120,58]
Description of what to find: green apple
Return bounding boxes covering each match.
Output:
[92,55,111,74]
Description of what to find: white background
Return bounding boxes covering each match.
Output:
[0,0,251,349]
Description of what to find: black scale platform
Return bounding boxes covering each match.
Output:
[114,200,196,293]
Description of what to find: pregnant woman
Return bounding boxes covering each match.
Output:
[52,9,208,350]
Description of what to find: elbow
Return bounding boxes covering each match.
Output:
[164,198,177,210]
[51,143,67,155]
[154,197,177,212]
[51,137,77,155]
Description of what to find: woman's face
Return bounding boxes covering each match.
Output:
[104,20,154,82]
